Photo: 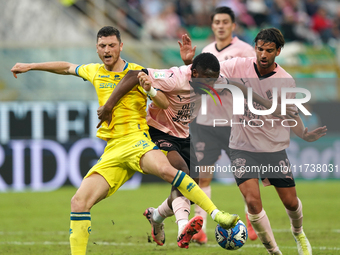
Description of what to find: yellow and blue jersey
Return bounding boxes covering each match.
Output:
[76,62,148,140]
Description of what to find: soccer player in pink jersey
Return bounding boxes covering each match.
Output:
[180,6,258,243]
[96,52,292,249]
[220,28,326,254]
[181,27,327,254]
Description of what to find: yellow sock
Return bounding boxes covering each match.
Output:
[69,212,91,255]
[172,170,217,215]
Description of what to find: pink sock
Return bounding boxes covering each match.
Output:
[248,209,279,253]
[157,198,174,218]
[285,198,303,233]
[194,186,211,231]
[172,197,190,223]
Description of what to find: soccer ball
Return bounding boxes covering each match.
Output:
[215,220,248,250]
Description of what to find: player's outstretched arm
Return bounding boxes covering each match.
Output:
[290,115,327,142]
[178,34,196,65]
[11,62,78,78]
[137,72,169,109]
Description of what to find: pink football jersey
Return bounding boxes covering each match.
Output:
[196,37,255,126]
[220,57,296,153]
[146,65,201,138]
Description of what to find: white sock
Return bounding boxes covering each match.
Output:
[210,209,220,220]
[177,219,188,236]
[248,209,278,253]
[152,208,165,223]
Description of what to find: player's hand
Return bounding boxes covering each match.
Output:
[97,105,112,128]
[178,34,196,65]
[137,72,152,91]
[11,63,31,78]
[302,126,327,142]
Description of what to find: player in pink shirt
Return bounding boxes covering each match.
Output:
[180,6,257,243]
[221,28,326,254]
[181,27,326,254]
[96,52,291,249]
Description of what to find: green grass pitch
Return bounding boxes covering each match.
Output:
[0,181,339,255]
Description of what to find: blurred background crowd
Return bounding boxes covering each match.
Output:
[68,0,340,47]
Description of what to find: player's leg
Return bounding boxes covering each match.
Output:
[144,129,196,246]
[268,150,311,255]
[231,149,281,254]
[140,149,239,230]
[239,179,281,254]
[191,124,223,243]
[144,150,193,247]
[70,136,136,255]
[70,173,110,255]
[275,185,312,255]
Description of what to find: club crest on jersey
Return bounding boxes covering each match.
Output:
[154,72,166,79]
[114,74,121,80]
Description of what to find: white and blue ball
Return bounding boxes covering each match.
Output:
[215,220,248,250]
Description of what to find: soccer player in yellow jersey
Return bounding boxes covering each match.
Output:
[11,26,240,255]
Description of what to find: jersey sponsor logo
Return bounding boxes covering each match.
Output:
[186,182,196,192]
[133,139,150,149]
[99,83,117,89]
[153,72,166,79]
[98,75,110,78]
[172,102,194,124]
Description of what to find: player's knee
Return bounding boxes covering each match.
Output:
[71,194,87,212]
[282,197,299,211]
[157,164,176,183]
[245,196,262,214]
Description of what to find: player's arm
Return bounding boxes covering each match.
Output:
[97,70,169,128]
[137,71,169,109]
[11,62,78,78]
[290,114,327,142]
[178,34,196,65]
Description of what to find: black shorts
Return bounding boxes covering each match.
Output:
[190,122,231,165]
[148,126,198,177]
[230,149,295,187]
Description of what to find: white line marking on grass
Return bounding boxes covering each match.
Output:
[1,241,340,251]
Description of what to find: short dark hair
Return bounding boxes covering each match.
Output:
[211,6,235,23]
[191,53,220,73]
[97,26,121,43]
[254,28,285,49]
